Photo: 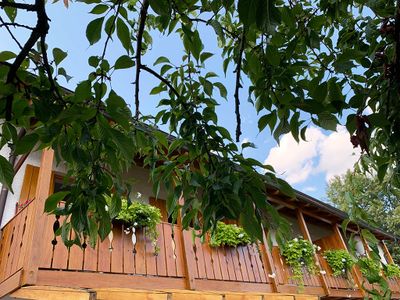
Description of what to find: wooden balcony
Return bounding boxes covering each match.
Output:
[1,150,400,299]
[3,197,399,300]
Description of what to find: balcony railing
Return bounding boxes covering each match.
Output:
[1,198,400,299]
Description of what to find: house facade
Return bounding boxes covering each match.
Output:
[0,148,399,300]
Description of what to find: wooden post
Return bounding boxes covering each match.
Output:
[296,209,330,296]
[21,149,54,285]
[260,229,279,292]
[332,224,365,295]
[177,196,196,290]
[381,241,394,264]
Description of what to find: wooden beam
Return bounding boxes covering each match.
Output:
[10,286,95,300]
[95,288,168,300]
[332,224,364,296]
[20,148,54,285]
[382,241,394,264]
[0,269,22,298]
[296,209,330,296]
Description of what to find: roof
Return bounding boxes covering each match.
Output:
[266,184,396,241]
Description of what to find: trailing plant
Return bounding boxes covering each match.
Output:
[384,263,400,279]
[209,222,252,247]
[281,237,317,284]
[113,197,162,253]
[323,249,355,277]
[357,256,382,278]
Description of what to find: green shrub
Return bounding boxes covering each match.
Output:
[384,263,400,279]
[323,249,355,277]
[281,237,317,284]
[209,221,252,247]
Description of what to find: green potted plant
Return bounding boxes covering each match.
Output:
[281,237,317,285]
[209,221,252,247]
[323,249,355,277]
[107,194,162,253]
[384,263,400,279]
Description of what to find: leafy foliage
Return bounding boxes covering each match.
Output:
[323,249,355,277]
[384,263,400,279]
[281,237,317,285]
[358,256,382,281]
[326,171,400,263]
[209,221,252,247]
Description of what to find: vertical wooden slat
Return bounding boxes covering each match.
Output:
[216,247,229,280]
[38,214,55,268]
[209,242,222,280]
[144,227,158,276]
[193,235,206,279]
[241,246,255,282]
[51,216,69,270]
[225,247,237,281]
[68,235,84,270]
[199,237,215,279]
[83,239,98,271]
[229,246,242,281]
[237,246,250,282]
[7,212,23,276]
[296,209,329,295]
[155,223,167,276]
[16,207,30,271]
[97,235,111,273]
[110,225,123,273]
[122,226,134,274]
[163,223,177,277]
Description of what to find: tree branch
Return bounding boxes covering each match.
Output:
[140,65,180,97]
[395,0,400,87]
[40,35,64,103]
[234,31,245,142]
[4,0,49,120]
[0,0,36,11]
[134,0,149,119]
[0,22,34,30]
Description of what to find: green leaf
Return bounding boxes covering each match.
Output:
[154,56,170,65]
[90,4,108,14]
[86,17,105,45]
[0,156,14,191]
[4,6,17,22]
[149,0,171,16]
[14,133,39,155]
[116,18,131,53]
[317,112,338,131]
[45,191,70,213]
[0,51,16,61]
[114,55,134,69]
[52,48,67,65]
[209,19,225,44]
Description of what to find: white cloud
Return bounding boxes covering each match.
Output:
[264,126,360,184]
[303,186,317,193]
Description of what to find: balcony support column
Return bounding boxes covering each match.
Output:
[177,196,197,290]
[21,148,54,285]
[296,209,330,296]
[332,224,365,296]
[260,229,279,292]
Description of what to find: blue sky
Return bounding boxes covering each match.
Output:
[0,2,361,201]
